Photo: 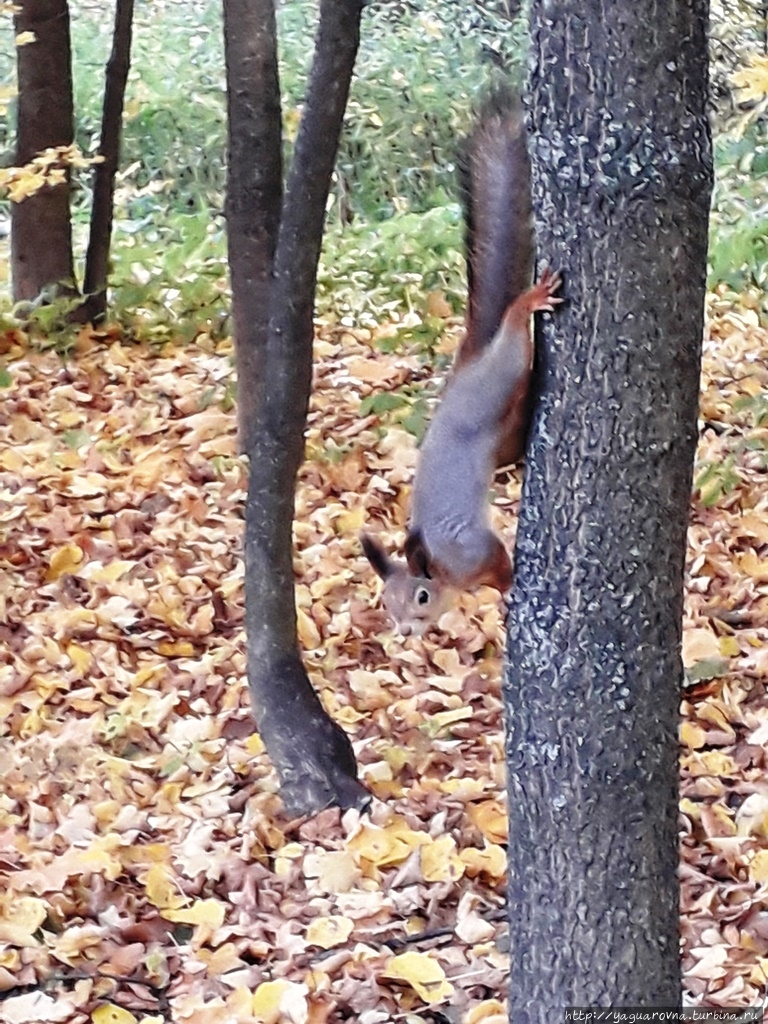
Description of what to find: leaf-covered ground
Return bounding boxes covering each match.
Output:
[0,298,766,1023]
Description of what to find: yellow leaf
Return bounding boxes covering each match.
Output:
[425,706,473,735]
[14,30,36,46]
[66,642,92,676]
[302,849,360,893]
[682,750,738,778]
[163,899,226,929]
[348,824,409,868]
[297,606,322,649]
[680,721,706,750]
[749,956,768,987]
[460,843,506,881]
[733,55,768,102]
[144,863,184,911]
[92,1006,138,1024]
[680,798,701,823]
[749,849,768,883]
[682,626,720,667]
[348,818,430,869]
[420,835,465,883]
[156,640,196,657]
[0,948,20,969]
[739,550,768,584]
[383,950,454,1003]
[251,979,308,1023]
[306,915,354,949]
[8,168,46,202]
[79,838,123,880]
[197,942,244,975]
[718,635,740,658]
[465,1000,507,1024]
[0,447,23,471]
[246,733,265,756]
[45,542,84,582]
[468,800,508,845]
[738,512,768,544]
[334,705,366,725]
[335,506,366,533]
[82,560,135,583]
[0,896,47,947]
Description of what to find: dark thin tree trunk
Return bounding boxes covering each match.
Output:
[223,0,368,815]
[504,0,712,1015]
[80,0,135,323]
[12,0,76,302]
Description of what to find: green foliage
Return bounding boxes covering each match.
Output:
[685,657,730,684]
[708,1,768,304]
[36,0,522,227]
[1,0,766,328]
[358,388,430,441]
[0,0,527,328]
[14,290,83,352]
[61,428,91,450]
[709,129,768,296]
[360,392,410,417]
[694,454,741,507]
[732,392,768,428]
[317,203,464,321]
[399,395,430,440]
[336,2,526,220]
[108,209,229,342]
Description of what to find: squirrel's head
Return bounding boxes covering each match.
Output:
[360,532,447,636]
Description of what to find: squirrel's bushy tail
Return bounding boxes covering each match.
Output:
[459,91,533,366]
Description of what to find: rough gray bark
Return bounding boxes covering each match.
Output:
[80,0,135,323]
[223,0,369,815]
[504,0,712,1015]
[12,0,76,302]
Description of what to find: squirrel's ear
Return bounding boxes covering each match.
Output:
[404,529,432,579]
[360,533,395,580]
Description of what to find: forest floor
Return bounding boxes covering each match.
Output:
[0,297,767,1023]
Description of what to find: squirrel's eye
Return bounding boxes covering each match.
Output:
[416,588,430,606]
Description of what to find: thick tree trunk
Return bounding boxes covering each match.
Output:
[80,0,135,323]
[504,1,712,1015]
[223,0,368,815]
[12,0,76,302]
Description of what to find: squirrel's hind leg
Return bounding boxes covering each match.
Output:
[477,533,512,593]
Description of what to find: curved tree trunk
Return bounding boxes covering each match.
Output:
[12,0,76,302]
[504,0,712,1014]
[80,0,135,323]
[223,0,369,816]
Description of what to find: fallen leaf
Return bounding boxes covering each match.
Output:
[382,950,454,1003]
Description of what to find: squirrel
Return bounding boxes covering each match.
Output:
[361,95,562,636]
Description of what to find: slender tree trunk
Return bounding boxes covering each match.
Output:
[12,0,76,302]
[504,1,712,1015]
[223,0,369,815]
[80,0,135,323]
[223,0,283,452]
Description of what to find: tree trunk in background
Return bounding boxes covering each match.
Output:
[223,0,369,816]
[504,0,712,1015]
[12,0,76,302]
[80,0,135,323]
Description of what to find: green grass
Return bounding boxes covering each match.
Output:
[1,0,767,324]
[0,0,521,324]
